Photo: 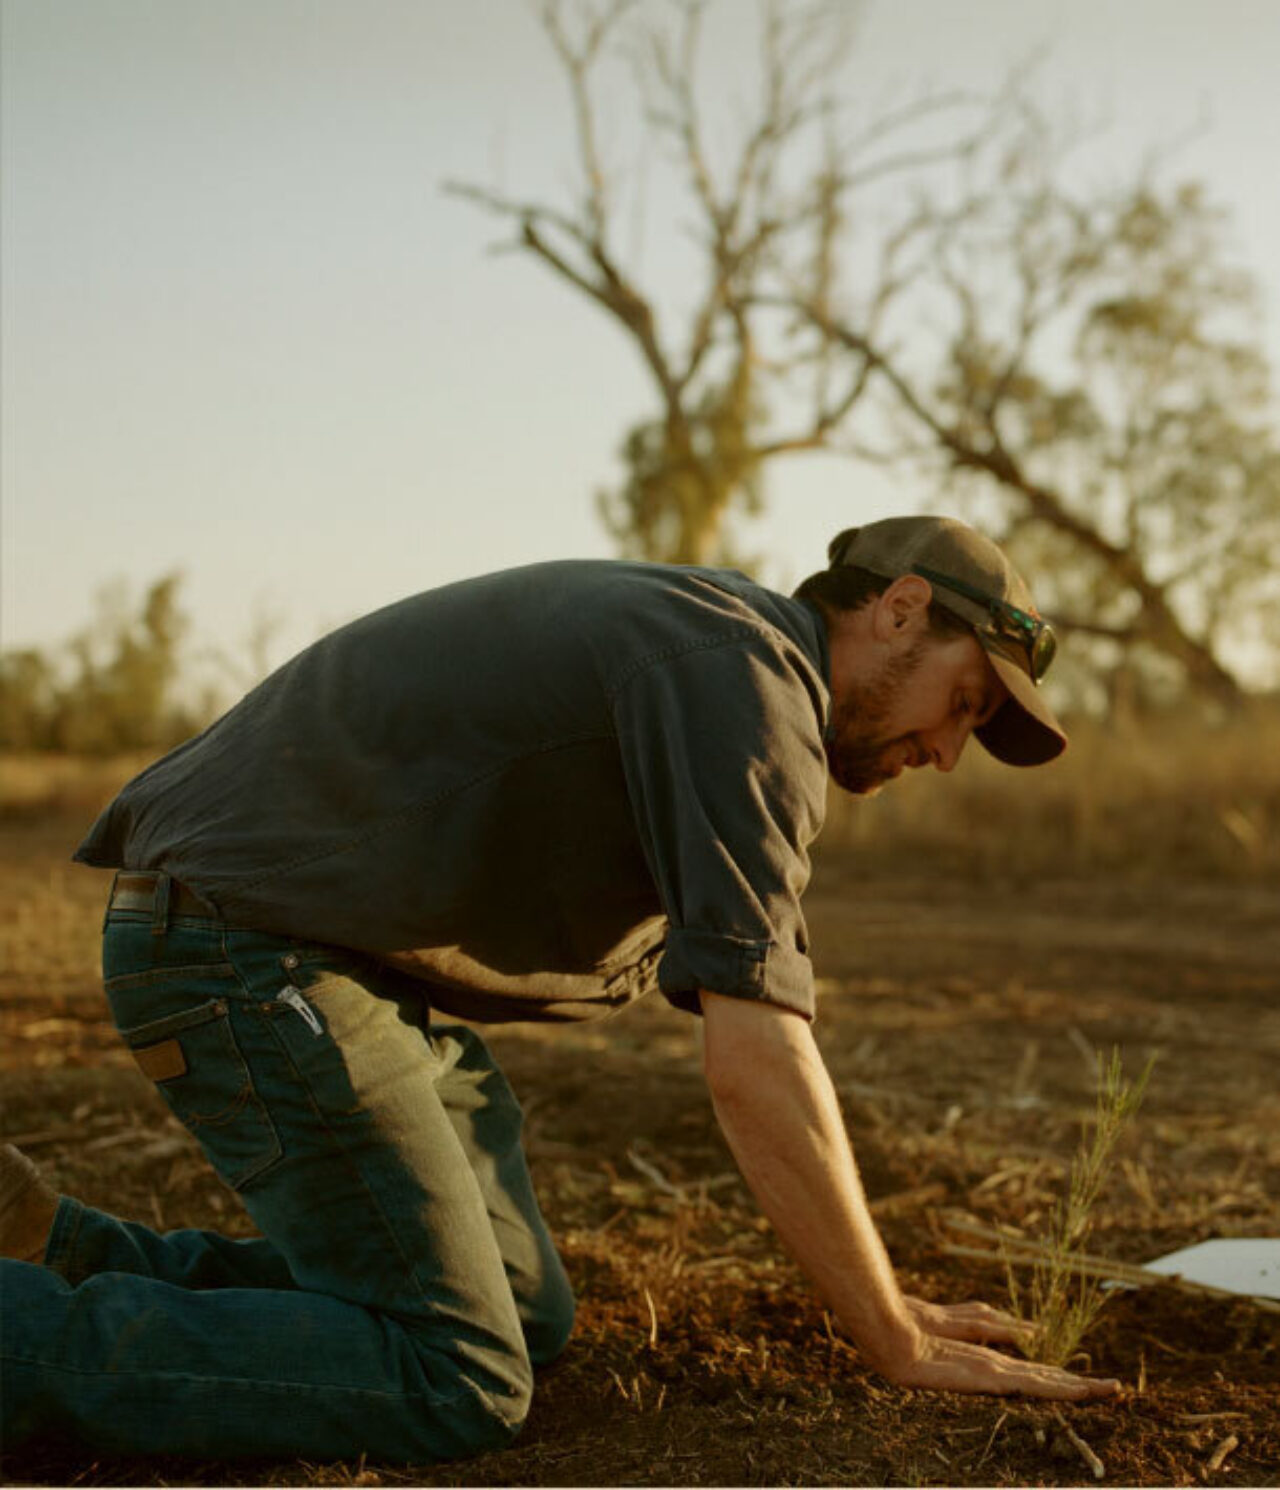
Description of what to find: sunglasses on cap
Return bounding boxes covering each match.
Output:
[912,564,1058,683]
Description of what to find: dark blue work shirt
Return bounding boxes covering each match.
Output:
[76,561,832,1023]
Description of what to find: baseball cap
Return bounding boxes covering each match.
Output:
[827,515,1067,766]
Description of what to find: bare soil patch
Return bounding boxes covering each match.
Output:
[2,817,1277,1486]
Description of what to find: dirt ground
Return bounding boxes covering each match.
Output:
[1,812,1278,1487]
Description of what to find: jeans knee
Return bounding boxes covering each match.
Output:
[526,1275,575,1366]
[442,1370,532,1458]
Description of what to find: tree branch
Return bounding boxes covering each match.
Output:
[792,299,1244,700]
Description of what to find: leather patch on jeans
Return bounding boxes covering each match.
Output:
[133,1038,188,1083]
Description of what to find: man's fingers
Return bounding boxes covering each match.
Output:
[986,1356,1121,1401]
[945,1302,1029,1344]
[894,1299,1122,1398]
[892,1336,1122,1401]
[905,1296,1034,1346]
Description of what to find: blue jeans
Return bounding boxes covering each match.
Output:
[1,879,574,1462]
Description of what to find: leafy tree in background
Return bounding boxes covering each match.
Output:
[0,574,201,753]
[0,650,60,752]
[453,0,1280,706]
[797,136,1280,711]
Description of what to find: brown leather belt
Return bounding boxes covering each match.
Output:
[109,872,218,919]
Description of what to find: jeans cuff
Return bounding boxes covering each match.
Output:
[43,1195,86,1281]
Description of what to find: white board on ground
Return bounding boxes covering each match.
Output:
[1143,1238,1280,1300]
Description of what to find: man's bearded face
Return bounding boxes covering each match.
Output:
[824,638,930,796]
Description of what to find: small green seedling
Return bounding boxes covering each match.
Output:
[1008,1047,1154,1367]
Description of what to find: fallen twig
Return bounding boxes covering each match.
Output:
[643,1285,659,1348]
[974,1409,1008,1473]
[1206,1434,1239,1473]
[2,1117,133,1148]
[939,1215,1280,1314]
[82,1128,163,1154]
[1,1126,83,1149]
[687,1253,747,1271]
[1053,1407,1104,1480]
[21,1017,96,1039]
[869,1182,948,1217]
[626,1145,685,1200]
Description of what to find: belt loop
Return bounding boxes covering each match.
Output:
[104,870,122,934]
[151,871,173,937]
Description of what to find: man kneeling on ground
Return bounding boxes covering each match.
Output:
[0,515,1118,1462]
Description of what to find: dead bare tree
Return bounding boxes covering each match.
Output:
[450,0,1279,704]
[448,0,986,565]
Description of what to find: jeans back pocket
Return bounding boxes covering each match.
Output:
[113,985,283,1190]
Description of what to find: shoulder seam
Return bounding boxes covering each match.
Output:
[605,622,798,702]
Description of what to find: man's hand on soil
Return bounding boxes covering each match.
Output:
[880,1302,1121,1400]
[882,1329,1121,1399]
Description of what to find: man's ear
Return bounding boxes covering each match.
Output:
[872,574,933,641]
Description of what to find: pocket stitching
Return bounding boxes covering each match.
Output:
[119,996,231,1046]
[106,961,238,991]
[125,1000,282,1188]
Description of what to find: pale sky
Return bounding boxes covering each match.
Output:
[3,0,1278,681]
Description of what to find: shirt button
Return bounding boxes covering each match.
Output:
[281,952,300,971]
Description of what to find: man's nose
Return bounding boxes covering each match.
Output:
[929,722,971,773]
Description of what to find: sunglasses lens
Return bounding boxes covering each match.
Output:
[1032,626,1057,681]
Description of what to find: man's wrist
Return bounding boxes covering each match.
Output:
[855,1306,925,1379]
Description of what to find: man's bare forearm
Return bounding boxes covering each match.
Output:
[700,991,917,1373]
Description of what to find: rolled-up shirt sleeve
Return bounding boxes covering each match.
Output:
[610,630,829,1019]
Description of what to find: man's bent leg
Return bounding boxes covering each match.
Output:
[39,1033,574,1356]
[29,1034,575,1332]
[45,1198,298,1290]
[0,907,532,1462]
[429,1025,576,1364]
[1,1256,522,1460]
